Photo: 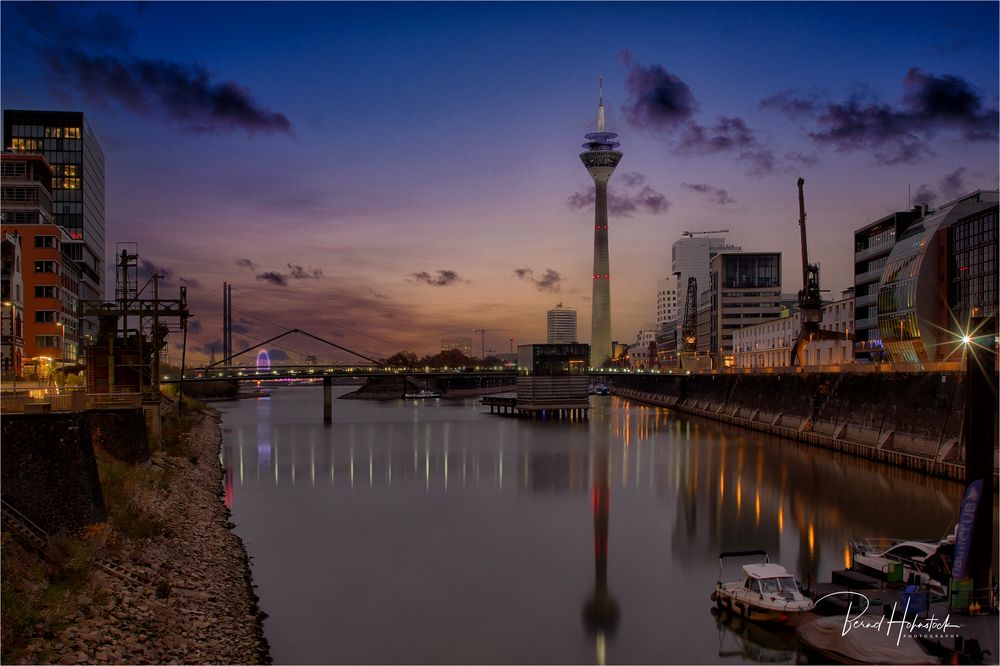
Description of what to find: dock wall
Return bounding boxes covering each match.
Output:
[608,372,997,482]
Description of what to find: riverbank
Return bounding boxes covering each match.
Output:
[4,410,269,664]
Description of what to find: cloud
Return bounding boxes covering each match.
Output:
[761,69,998,165]
[265,348,290,362]
[913,167,969,208]
[140,259,174,282]
[256,271,288,286]
[567,171,671,217]
[368,288,391,300]
[619,53,776,175]
[179,276,201,289]
[10,4,291,135]
[186,319,203,335]
[785,151,820,167]
[619,50,698,129]
[513,267,563,293]
[682,183,735,205]
[287,264,323,279]
[236,258,259,271]
[408,270,467,287]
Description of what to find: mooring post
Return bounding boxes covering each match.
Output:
[323,376,333,424]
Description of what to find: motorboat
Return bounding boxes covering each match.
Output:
[711,550,815,624]
[403,389,441,399]
[589,385,610,396]
[850,533,955,595]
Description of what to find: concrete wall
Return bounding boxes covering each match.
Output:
[1,413,107,534]
[85,408,150,464]
[609,371,985,481]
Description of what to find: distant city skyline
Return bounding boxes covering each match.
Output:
[2,1,997,361]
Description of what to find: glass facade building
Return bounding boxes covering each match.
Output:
[4,110,106,340]
[876,190,998,365]
[709,252,782,365]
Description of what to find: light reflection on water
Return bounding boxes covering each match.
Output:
[217,386,989,665]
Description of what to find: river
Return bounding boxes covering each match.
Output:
[216,385,987,664]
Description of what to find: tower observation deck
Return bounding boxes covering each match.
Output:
[580,77,622,367]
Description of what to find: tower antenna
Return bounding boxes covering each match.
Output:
[597,75,605,132]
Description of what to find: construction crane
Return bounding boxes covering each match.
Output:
[789,178,844,367]
[682,229,730,237]
[472,328,507,359]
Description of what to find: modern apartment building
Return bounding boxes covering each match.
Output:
[4,110,106,341]
[1,231,24,378]
[0,153,82,377]
[546,303,578,344]
[708,252,782,367]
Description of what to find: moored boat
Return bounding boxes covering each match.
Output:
[711,550,815,625]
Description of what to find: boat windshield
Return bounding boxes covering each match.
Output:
[759,576,798,594]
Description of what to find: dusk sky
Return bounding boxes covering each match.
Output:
[2,2,998,363]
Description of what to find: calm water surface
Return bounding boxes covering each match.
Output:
[217,386,983,664]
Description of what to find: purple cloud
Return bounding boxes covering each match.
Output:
[513,267,563,293]
[236,258,259,270]
[762,69,998,164]
[567,171,671,217]
[256,271,288,286]
[620,50,698,129]
[913,167,969,208]
[287,264,323,279]
[682,183,735,205]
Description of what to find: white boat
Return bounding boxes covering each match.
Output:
[711,550,814,625]
[404,389,441,399]
[850,535,954,595]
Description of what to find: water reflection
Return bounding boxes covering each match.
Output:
[216,388,994,664]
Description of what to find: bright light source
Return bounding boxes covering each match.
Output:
[962,335,972,345]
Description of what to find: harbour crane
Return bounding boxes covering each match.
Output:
[472,328,507,359]
[789,178,846,367]
[682,229,730,237]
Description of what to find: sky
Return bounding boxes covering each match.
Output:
[2,1,998,363]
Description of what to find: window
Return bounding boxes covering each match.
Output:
[34,261,58,274]
[34,235,58,249]
[35,335,61,349]
[35,310,58,323]
[35,286,57,299]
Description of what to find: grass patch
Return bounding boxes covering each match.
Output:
[98,460,168,540]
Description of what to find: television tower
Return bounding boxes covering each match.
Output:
[580,76,623,367]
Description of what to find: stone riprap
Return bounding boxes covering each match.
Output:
[14,413,270,665]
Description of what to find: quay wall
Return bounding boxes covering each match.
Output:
[608,372,996,482]
[1,413,107,534]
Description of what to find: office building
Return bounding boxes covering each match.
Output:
[709,252,782,367]
[5,110,106,341]
[579,81,622,367]
[671,235,741,354]
[0,153,82,378]
[877,190,998,365]
[733,290,854,368]
[852,207,924,362]
[546,303,577,344]
[626,325,657,368]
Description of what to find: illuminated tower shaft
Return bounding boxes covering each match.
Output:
[580,79,622,367]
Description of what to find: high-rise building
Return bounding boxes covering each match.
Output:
[852,207,924,362]
[0,153,82,378]
[5,110,106,342]
[671,236,741,334]
[579,79,622,367]
[709,252,782,367]
[546,303,577,344]
[655,275,679,331]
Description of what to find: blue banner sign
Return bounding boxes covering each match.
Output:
[951,479,983,581]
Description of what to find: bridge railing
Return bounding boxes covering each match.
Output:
[1,389,141,413]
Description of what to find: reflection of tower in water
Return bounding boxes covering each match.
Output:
[583,411,618,665]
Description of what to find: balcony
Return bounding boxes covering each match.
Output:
[854,244,892,263]
[855,268,885,285]
[855,316,877,331]
[855,293,876,308]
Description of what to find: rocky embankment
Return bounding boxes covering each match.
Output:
[13,413,269,665]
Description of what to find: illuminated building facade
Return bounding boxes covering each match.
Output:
[733,290,854,368]
[708,252,782,367]
[546,303,577,344]
[579,81,622,367]
[0,153,81,377]
[852,207,924,362]
[4,110,106,341]
[441,337,474,356]
[877,190,998,365]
